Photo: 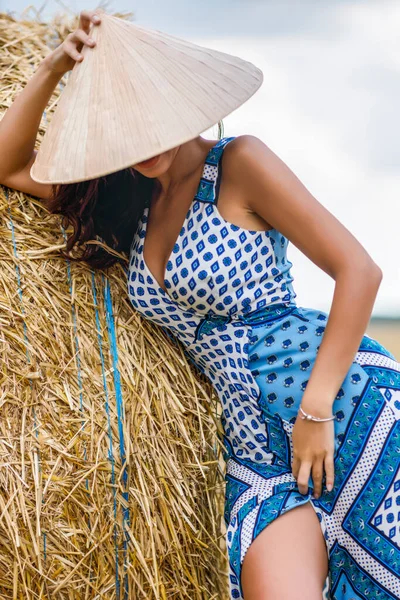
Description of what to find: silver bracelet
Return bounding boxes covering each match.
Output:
[299,405,336,422]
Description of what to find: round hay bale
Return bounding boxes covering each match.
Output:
[0,9,228,599]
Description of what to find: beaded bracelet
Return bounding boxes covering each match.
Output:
[299,405,336,422]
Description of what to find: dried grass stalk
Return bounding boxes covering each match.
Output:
[0,8,228,599]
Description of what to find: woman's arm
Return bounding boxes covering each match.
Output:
[0,10,101,199]
[0,62,62,181]
[231,134,382,415]
[229,134,383,498]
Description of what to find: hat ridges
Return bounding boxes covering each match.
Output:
[31,12,263,184]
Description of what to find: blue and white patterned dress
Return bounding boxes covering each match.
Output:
[127,136,400,599]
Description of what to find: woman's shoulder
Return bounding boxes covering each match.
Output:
[221,134,275,189]
[223,134,269,160]
[216,134,275,232]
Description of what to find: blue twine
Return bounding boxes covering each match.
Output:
[103,275,130,600]
[91,272,121,594]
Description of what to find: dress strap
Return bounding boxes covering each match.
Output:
[193,136,236,205]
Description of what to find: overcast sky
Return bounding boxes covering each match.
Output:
[3,0,400,316]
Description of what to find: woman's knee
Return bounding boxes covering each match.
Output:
[240,501,328,600]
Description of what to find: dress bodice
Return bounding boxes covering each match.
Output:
[127,136,297,347]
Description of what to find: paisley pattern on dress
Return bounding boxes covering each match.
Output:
[127,136,400,600]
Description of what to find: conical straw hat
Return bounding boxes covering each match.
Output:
[31,11,263,184]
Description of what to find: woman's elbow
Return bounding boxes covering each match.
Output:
[372,263,383,282]
[371,263,383,288]
[358,258,383,288]
[337,256,383,287]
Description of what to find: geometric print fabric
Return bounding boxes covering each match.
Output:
[127,136,400,599]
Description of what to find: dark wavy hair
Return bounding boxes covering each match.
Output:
[46,166,158,269]
[45,123,224,270]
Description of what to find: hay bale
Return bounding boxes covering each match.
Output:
[0,9,228,599]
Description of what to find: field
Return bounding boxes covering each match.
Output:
[367,318,400,358]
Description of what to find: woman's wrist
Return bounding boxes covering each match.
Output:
[298,404,336,422]
[39,56,68,79]
[299,395,335,420]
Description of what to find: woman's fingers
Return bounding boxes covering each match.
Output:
[324,453,335,492]
[296,460,312,495]
[294,454,335,498]
[291,454,300,480]
[63,40,85,62]
[70,29,96,50]
[64,25,98,63]
[311,459,324,499]
[43,9,101,74]
[79,10,101,34]
[291,417,336,497]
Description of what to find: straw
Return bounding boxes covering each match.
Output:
[0,8,229,599]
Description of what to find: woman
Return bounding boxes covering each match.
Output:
[0,10,399,600]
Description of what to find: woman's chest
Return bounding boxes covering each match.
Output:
[128,200,281,318]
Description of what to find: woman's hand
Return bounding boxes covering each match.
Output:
[43,10,102,75]
[291,413,335,499]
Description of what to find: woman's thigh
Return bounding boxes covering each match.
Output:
[240,501,328,600]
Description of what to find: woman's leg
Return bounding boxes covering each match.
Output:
[241,501,328,600]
